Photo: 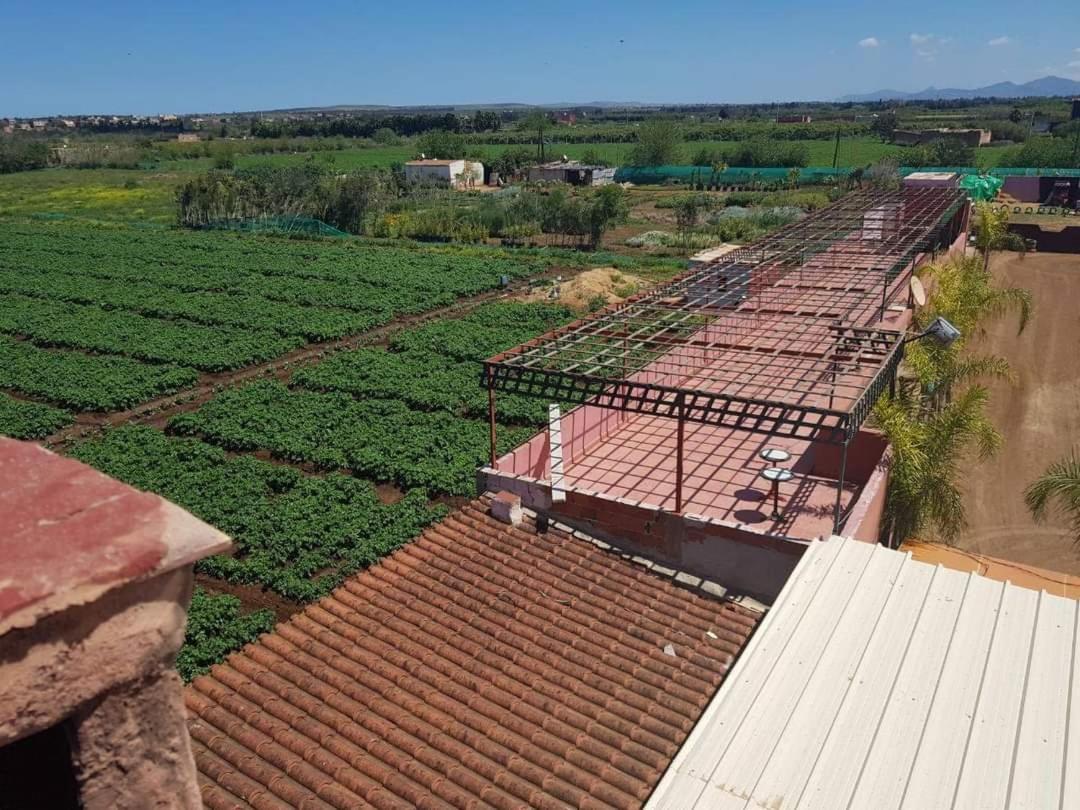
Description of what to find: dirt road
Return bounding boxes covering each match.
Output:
[958,251,1080,573]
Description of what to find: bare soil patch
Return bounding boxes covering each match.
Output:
[521,267,649,312]
[957,251,1080,573]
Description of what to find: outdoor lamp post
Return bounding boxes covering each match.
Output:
[902,315,962,347]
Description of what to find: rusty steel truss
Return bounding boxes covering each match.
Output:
[483,186,969,529]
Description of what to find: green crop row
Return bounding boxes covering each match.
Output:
[293,348,550,424]
[389,301,575,361]
[0,392,72,439]
[176,588,276,682]
[0,336,198,411]
[292,302,575,424]
[0,221,541,297]
[169,380,536,496]
[0,294,303,372]
[0,266,383,342]
[70,426,447,601]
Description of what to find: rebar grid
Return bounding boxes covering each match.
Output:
[486,187,966,443]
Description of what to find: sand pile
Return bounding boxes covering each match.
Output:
[526,268,648,312]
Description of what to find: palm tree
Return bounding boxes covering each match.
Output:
[873,253,1032,546]
[1025,452,1080,541]
[903,254,1031,404]
[876,385,1001,545]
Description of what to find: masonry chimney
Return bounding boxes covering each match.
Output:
[0,438,231,810]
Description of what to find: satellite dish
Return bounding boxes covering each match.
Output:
[910,276,926,307]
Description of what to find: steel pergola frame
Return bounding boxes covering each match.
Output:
[483,186,968,530]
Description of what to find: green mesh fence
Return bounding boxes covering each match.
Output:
[614,165,1080,186]
[202,215,348,238]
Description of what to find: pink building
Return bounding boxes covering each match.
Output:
[480,187,971,601]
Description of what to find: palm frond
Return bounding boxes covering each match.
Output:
[1025,451,1080,539]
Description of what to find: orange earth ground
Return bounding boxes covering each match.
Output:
[958,250,1080,574]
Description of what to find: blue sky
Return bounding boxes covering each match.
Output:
[1,0,1077,116]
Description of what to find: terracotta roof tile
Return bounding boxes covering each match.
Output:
[187,497,760,809]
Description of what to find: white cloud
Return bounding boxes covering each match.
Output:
[909,33,953,61]
[988,36,1011,46]
[858,37,880,48]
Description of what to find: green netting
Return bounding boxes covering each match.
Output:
[958,175,1004,201]
[202,215,348,238]
[613,165,847,187]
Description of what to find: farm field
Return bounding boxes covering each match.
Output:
[0,220,548,416]
[67,300,574,675]
[0,213,582,673]
[0,167,183,223]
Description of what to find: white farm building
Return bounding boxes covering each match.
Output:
[403,159,484,188]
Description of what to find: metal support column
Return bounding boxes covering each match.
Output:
[488,380,497,467]
[833,439,849,534]
[675,394,686,514]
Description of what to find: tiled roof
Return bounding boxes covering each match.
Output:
[186,497,760,810]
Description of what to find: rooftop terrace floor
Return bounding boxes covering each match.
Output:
[563,414,857,541]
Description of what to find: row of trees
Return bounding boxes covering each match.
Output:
[876,204,1032,545]
[250,111,502,139]
[0,139,48,174]
[175,163,629,249]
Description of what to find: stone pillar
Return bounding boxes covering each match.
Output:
[73,671,201,810]
[0,438,232,810]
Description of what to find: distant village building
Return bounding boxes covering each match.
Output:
[527,160,615,186]
[776,114,812,124]
[176,132,201,143]
[403,159,484,188]
[555,111,577,125]
[893,128,991,148]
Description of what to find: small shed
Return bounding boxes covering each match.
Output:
[527,160,616,186]
[403,159,484,188]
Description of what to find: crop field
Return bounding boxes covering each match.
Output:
[0,218,580,674]
[170,302,571,496]
[0,392,72,439]
[0,220,545,416]
[68,302,571,621]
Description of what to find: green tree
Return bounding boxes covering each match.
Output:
[585,184,628,248]
[875,384,1001,544]
[627,119,682,166]
[973,202,1027,270]
[910,138,975,168]
[372,127,400,145]
[874,252,1032,544]
[870,111,898,140]
[518,110,552,162]
[415,130,467,160]
[1009,107,1024,123]
[1025,452,1080,541]
[673,194,702,241]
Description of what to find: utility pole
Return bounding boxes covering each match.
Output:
[832,124,842,170]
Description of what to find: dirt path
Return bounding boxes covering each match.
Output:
[957,251,1080,573]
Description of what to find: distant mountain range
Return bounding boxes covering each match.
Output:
[838,75,1080,103]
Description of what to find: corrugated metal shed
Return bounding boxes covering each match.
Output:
[645,535,1080,810]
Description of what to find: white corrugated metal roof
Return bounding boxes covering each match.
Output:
[646,536,1080,810]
